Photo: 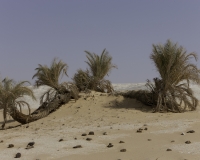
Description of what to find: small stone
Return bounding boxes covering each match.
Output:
[181,132,185,135]
[88,131,94,135]
[27,142,35,147]
[8,144,14,148]
[185,141,191,144]
[137,129,142,133]
[59,139,63,142]
[73,145,82,149]
[120,149,126,152]
[144,124,147,126]
[187,130,195,133]
[15,153,21,158]
[107,143,113,148]
[0,140,3,143]
[74,137,77,140]
[26,142,35,149]
[166,149,172,151]
[81,133,87,136]
[110,127,112,129]
[26,126,29,128]
[171,140,175,142]
[86,138,92,141]
[103,132,107,135]
[144,127,148,130]
[148,139,151,141]
[119,141,125,143]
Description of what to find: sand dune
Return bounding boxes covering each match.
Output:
[1,84,200,159]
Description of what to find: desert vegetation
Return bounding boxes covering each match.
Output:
[1,40,200,129]
[73,49,117,93]
[123,40,200,112]
[1,59,79,127]
[0,78,36,129]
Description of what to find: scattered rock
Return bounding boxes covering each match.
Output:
[86,138,92,141]
[26,142,35,149]
[181,132,185,135]
[120,149,126,152]
[73,145,82,149]
[81,133,87,136]
[137,129,142,133]
[148,139,151,141]
[15,153,21,158]
[144,127,148,130]
[185,141,191,144]
[103,132,107,135]
[166,149,172,151]
[27,142,35,147]
[110,127,112,129]
[88,131,94,135]
[187,130,195,133]
[59,139,63,142]
[26,126,29,128]
[107,143,113,148]
[171,140,175,142]
[119,141,125,143]
[8,144,14,148]
[74,137,77,140]
[0,140,3,143]
[144,124,147,126]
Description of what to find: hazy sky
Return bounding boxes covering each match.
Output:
[0,0,200,84]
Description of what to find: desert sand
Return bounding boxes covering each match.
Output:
[1,91,200,160]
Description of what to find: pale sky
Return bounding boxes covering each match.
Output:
[0,0,200,84]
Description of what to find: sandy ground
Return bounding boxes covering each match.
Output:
[1,91,200,160]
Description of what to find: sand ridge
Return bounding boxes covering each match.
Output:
[1,91,200,160]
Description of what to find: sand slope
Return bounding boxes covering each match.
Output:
[1,91,200,160]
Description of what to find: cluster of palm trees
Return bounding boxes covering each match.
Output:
[0,39,200,129]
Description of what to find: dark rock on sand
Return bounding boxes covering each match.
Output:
[119,141,125,143]
[187,130,195,133]
[8,144,14,148]
[82,133,87,136]
[59,139,63,142]
[88,131,94,135]
[107,143,113,148]
[73,145,82,149]
[86,138,92,141]
[103,132,107,135]
[15,153,21,158]
[166,149,172,151]
[26,142,35,149]
[185,141,191,144]
[120,149,126,152]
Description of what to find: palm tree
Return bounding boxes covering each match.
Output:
[79,49,117,92]
[9,58,79,125]
[32,58,76,103]
[146,40,200,112]
[0,78,35,129]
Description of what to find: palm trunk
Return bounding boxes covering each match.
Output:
[10,92,71,124]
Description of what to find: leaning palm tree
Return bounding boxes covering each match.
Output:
[10,58,79,125]
[74,49,116,92]
[0,78,35,129]
[32,58,78,103]
[146,40,200,112]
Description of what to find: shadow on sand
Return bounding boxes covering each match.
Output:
[103,96,153,112]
